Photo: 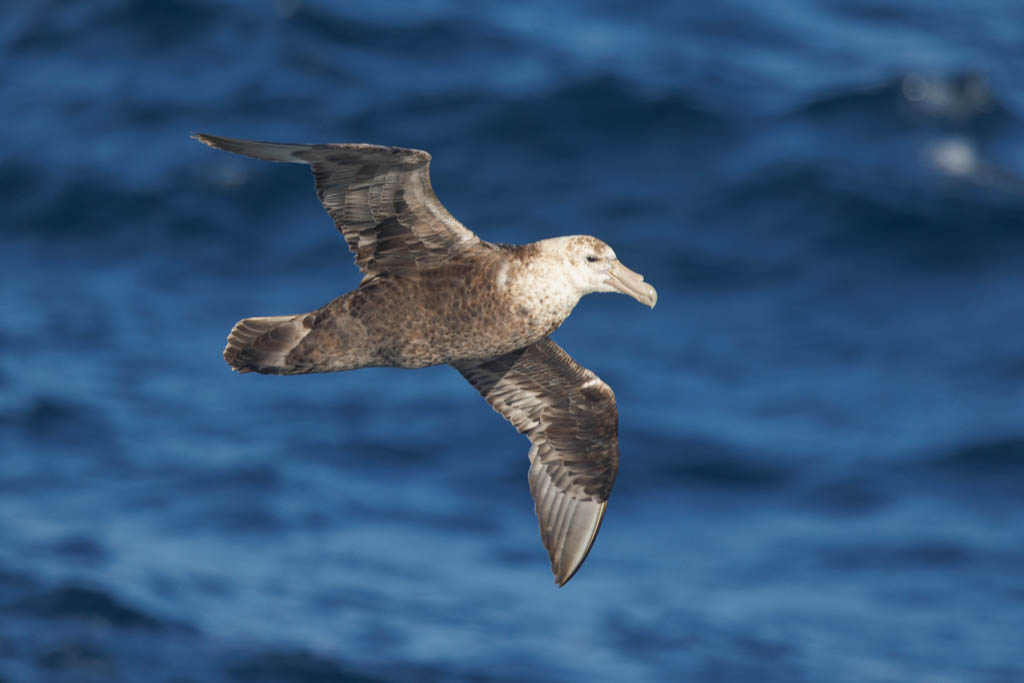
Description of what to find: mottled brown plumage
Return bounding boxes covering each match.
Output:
[454,339,618,585]
[195,133,657,585]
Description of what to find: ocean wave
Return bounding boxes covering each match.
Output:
[50,535,110,565]
[0,395,113,449]
[929,437,1024,478]
[329,73,726,160]
[5,585,193,633]
[0,565,37,596]
[799,475,893,516]
[224,649,387,683]
[818,539,973,571]
[698,156,1024,276]
[7,2,218,56]
[638,433,795,490]
[792,72,1012,127]
[483,74,722,136]
[33,641,115,677]
[285,4,522,60]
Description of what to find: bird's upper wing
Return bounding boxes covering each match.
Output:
[194,134,480,277]
[452,338,619,586]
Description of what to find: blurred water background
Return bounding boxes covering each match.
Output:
[2,1,1024,681]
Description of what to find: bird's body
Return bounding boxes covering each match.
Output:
[227,243,580,374]
[196,133,656,585]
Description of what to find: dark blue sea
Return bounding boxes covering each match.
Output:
[3,1,1024,681]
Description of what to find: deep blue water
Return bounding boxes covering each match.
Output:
[2,1,1024,681]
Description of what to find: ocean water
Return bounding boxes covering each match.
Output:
[2,1,1024,681]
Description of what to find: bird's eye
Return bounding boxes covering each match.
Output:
[586,255,599,263]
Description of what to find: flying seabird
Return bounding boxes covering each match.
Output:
[194,134,657,585]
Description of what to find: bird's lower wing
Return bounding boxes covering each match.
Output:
[452,338,619,585]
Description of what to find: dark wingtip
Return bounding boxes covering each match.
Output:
[191,132,246,153]
[554,564,578,587]
[552,558,579,587]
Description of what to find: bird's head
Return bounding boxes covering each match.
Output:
[541,235,658,308]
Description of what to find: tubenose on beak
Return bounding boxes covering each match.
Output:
[606,261,657,308]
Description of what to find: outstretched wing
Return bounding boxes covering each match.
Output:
[452,338,619,586]
[193,133,479,277]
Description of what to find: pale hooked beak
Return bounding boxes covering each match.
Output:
[606,260,658,308]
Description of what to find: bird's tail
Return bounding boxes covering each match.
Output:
[223,314,313,374]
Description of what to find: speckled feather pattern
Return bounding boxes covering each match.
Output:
[281,244,576,372]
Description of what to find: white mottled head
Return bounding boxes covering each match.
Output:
[535,235,657,308]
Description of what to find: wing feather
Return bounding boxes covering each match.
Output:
[453,338,619,585]
[193,133,479,276]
